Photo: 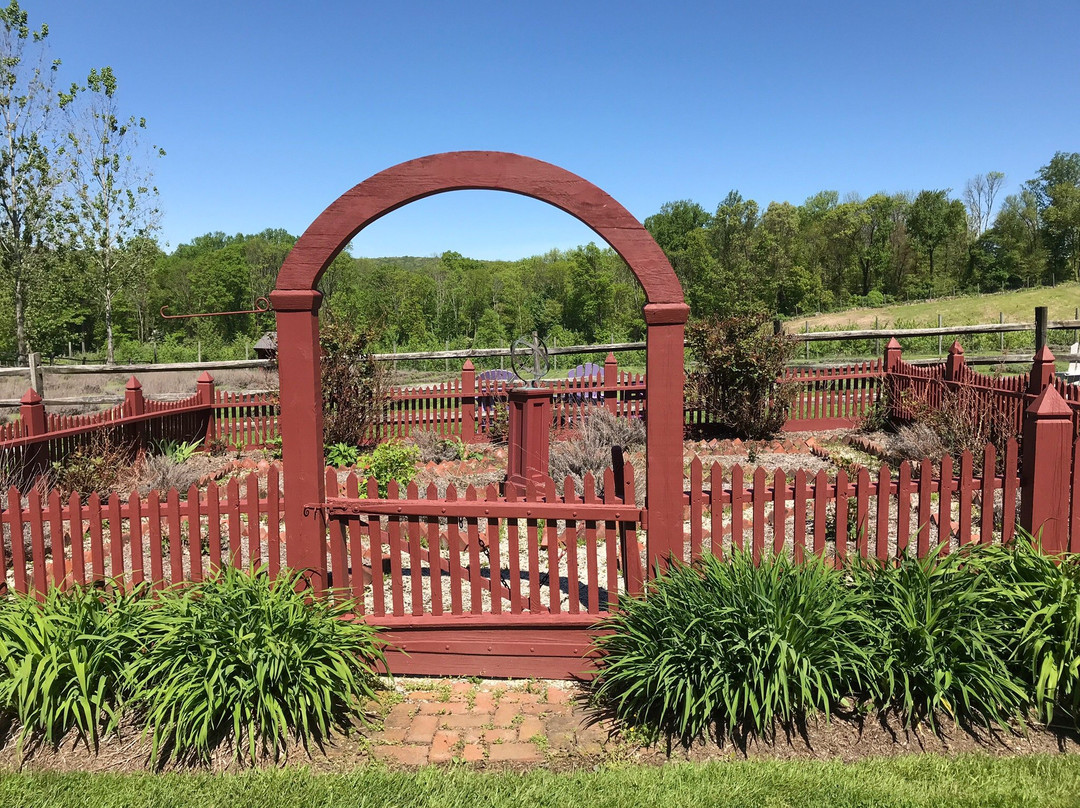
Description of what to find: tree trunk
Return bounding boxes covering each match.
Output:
[14,272,27,366]
[105,286,115,365]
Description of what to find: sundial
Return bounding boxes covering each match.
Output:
[510,331,550,387]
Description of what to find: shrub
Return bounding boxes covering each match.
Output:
[408,432,479,464]
[320,318,387,448]
[51,429,140,500]
[685,313,795,440]
[549,407,644,492]
[486,400,509,444]
[0,584,151,749]
[591,550,873,745]
[131,567,384,764]
[358,440,420,497]
[852,549,1027,728]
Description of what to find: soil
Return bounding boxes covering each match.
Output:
[1,682,1077,774]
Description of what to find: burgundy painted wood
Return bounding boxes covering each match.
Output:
[271,151,688,589]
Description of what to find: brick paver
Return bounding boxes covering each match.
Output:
[367,679,617,766]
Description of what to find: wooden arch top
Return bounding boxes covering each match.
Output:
[273,150,685,309]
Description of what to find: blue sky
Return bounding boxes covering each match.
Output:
[27,0,1080,259]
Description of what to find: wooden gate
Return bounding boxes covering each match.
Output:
[322,464,645,678]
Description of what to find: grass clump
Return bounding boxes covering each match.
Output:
[979,539,1080,725]
[852,549,1027,728]
[132,566,384,764]
[591,549,873,744]
[0,584,151,750]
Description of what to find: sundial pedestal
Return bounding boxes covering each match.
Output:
[505,386,553,496]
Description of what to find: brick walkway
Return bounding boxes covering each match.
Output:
[370,679,614,766]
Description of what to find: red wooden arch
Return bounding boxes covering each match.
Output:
[270,151,689,587]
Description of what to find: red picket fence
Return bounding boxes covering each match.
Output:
[0,374,279,482]
[779,361,883,429]
[678,442,1022,569]
[213,388,279,449]
[885,340,1080,438]
[0,466,284,597]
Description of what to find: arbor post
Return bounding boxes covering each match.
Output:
[270,290,327,590]
[643,302,690,573]
[460,360,476,443]
[603,352,618,415]
[1020,384,1073,553]
[19,389,48,483]
[196,371,216,448]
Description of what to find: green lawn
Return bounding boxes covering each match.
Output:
[797,284,1080,331]
[4,755,1080,808]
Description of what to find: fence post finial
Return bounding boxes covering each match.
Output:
[884,337,902,371]
[1029,345,1057,394]
[1020,383,1072,553]
[945,341,965,384]
[124,376,145,416]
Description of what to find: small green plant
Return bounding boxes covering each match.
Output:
[326,442,362,468]
[264,434,283,460]
[155,439,201,464]
[358,440,421,496]
[131,566,384,764]
[0,583,152,750]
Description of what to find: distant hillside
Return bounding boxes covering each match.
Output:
[792,284,1080,330]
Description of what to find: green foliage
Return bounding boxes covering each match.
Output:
[325,442,361,468]
[154,438,200,464]
[263,434,283,460]
[358,440,420,497]
[131,567,384,764]
[685,312,796,439]
[979,537,1080,724]
[320,318,387,448]
[852,549,1028,728]
[0,584,151,749]
[591,550,873,744]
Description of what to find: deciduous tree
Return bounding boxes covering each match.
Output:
[62,66,163,363]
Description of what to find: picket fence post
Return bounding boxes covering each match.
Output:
[944,340,965,387]
[19,388,48,481]
[1029,345,1057,395]
[460,359,476,443]
[197,371,216,448]
[124,376,146,454]
[604,351,618,415]
[1020,382,1072,553]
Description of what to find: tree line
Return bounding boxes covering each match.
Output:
[644,152,1080,319]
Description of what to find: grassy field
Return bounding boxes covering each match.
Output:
[795,284,1080,331]
[3,756,1080,808]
